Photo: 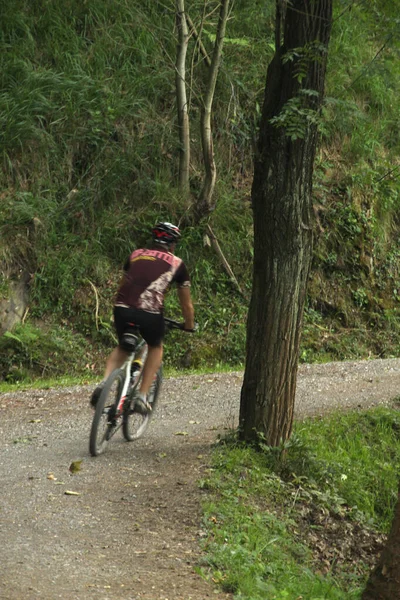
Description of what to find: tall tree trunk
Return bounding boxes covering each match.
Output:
[239,0,333,445]
[176,0,190,193]
[362,484,400,600]
[195,0,230,222]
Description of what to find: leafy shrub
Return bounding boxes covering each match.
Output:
[0,322,95,382]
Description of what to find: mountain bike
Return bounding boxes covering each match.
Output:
[89,318,192,457]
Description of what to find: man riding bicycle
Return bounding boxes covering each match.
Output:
[91,221,195,413]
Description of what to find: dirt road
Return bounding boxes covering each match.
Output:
[1,358,399,600]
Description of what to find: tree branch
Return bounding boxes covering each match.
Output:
[206,224,244,296]
[186,13,211,67]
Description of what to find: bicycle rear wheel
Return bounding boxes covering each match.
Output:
[122,366,163,441]
[89,369,124,456]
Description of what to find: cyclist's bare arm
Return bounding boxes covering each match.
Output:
[177,286,195,330]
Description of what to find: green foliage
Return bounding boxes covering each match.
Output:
[270,90,321,141]
[200,408,400,598]
[0,322,97,382]
[315,0,400,273]
[1,0,400,379]
[283,41,329,83]
[260,409,400,530]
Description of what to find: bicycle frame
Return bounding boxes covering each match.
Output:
[114,337,147,415]
[110,319,186,415]
[89,317,194,456]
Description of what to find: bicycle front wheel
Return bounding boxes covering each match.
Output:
[89,369,124,456]
[122,366,163,442]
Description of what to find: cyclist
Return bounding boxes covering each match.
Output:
[90,222,195,413]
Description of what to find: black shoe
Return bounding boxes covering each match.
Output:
[90,384,104,408]
[134,397,152,415]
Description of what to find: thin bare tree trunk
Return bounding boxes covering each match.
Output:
[239,0,333,445]
[176,0,190,193]
[196,0,230,222]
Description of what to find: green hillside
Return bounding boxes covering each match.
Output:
[1,0,400,382]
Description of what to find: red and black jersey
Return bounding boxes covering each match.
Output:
[115,248,190,314]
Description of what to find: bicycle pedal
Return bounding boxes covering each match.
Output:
[134,398,152,415]
[105,406,118,421]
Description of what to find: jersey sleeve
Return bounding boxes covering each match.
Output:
[174,261,191,288]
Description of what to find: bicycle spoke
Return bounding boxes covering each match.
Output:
[89,370,124,456]
[122,366,162,441]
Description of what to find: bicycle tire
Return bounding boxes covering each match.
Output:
[122,365,163,442]
[89,369,124,456]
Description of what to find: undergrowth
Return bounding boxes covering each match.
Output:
[199,407,400,599]
[1,1,400,380]
[0,322,104,383]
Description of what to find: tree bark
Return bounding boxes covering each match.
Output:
[362,484,400,600]
[195,0,230,222]
[239,0,333,445]
[175,0,190,193]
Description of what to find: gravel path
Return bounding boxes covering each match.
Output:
[0,358,399,600]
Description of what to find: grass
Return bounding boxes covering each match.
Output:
[288,410,400,529]
[0,375,97,394]
[199,407,400,599]
[0,362,245,394]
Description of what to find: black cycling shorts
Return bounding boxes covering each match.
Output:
[114,306,165,348]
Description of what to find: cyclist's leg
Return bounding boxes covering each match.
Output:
[91,346,129,407]
[104,346,129,379]
[130,310,164,412]
[139,344,163,396]
[90,306,131,407]
[107,306,134,374]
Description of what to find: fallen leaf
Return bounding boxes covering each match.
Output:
[174,431,189,436]
[29,419,42,423]
[65,490,80,496]
[69,460,83,474]
[47,473,57,481]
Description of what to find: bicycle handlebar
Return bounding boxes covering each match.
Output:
[164,318,198,332]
